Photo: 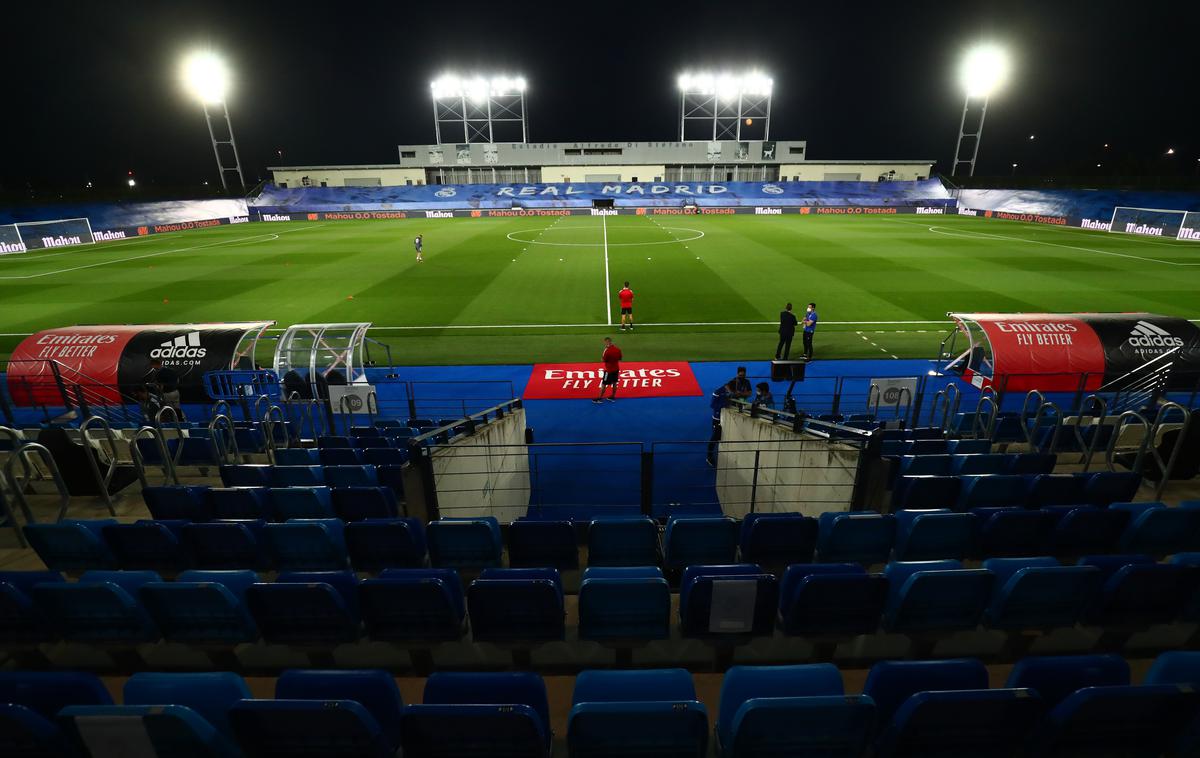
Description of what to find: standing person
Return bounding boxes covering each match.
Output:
[593,336,623,404]
[728,366,752,401]
[414,234,424,262]
[618,281,635,331]
[707,379,737,466]
[803,303,819,360]
[775,302,797,359]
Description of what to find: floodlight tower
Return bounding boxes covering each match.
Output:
[952,44,1010,176]
[430,74,528,144]
[181,51,245,191]
[677,71,773,141]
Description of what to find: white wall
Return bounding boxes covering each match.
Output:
[273,168,426,188]
[538,165,667,183]
[778,163,932,181]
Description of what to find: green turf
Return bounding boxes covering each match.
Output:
[1,213,1198,365]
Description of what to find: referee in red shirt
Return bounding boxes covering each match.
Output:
[593,336,623,403]
[618,281,635,331]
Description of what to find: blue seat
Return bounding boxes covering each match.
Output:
[363,447,407,466]
[881,439,911,457]
[1007,452,1057,475]
[230,698,393,758]
[124,671,250,745]
[23,520,117,572]
[351,425,382,437]
[168,436,223,467]
[263,518,349,571]
[892,475,962,510]
[360,568,466,641]
[1144,651,1200,685]
[274,669,404,754]
[982,558,1103,630]
[882,561,994,633]
[102,521,191,573]
[778,563,888,636]
[679,565,778,638]
[1046,506,1128,556]
[899,454,954,477]
[427,517,503,569]
[863,658,988,733]
[1083,471,1142,506]
[875,687,1044,758]
[353,436,391,449]
[269,486,335,520]
[317,435,352,448]
[375,464,406,499]
[245,570,361,644]
[332,486,398,521]
[1029,473,1090,507]
[319,447,365,466]
[401,672,551,758]
[957,474,1031,510]
[569,669,707,758]
[205,487,268,520]
[738,513,817,566]
[973,508,1049,557]
[1006,654,1130,708]
[269,465,325,487]
[718,664,872,758]
[345,518,427,571]
[664,517,739,570]
[468,568,565,643]
[892,509,975,561]
[0,571,63,644]
[219,464,271,488]
[140,569,259,645]
[274,447,320,466]
[947,439,991,455]
[1079,557,1199,627]
[142,485,211,521]
[1026,684,1200,757]
[578,566,671,642]
[816,512,896,564]
[0,702,75,757]
[324,464,379,488]
[183,520,267,570]
[508,520,579,569]
[951,453,1010,475]
[33,570,160,643]
[587,517,659,567]
[1111,501,1200,556]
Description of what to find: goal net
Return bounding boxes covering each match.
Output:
[1179,211,1200,242]
[1108,207,1186,239]
[10,217,95,251]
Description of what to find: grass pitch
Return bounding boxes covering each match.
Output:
[1,213,1198,365]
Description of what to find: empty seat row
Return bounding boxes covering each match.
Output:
[6,554,1198,651]
[895,452,1056,478]
[219,463,406,491]
[893,471,1142,510]
[6,652,1200,757]
[880,436,993,457]
[274,445,410,467]
[143,484,401,522]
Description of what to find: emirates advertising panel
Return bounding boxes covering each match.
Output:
[7,322,273,406]
[950,313,1200,392]
[524,362,703,400]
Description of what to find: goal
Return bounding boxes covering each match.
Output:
[0,217,96,253]
[1107,207,1193,240]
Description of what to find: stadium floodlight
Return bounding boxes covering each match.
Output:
[180,50,245,192]
[677,70,773,141]
[952,43,1010,177]
[430,73,528,144]
[1166,148,1176,155]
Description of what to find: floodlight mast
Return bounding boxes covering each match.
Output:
[678,71,773,141]
[182,51,245,192]
[430,74,528,144]
[952,45,1010,177]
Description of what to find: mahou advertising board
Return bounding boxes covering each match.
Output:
[7,322,274,406]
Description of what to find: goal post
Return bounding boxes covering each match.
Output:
[1107,206,1187,239]
[1179,211,1200,242]
[0,224,26,255]
[13,217,96,251]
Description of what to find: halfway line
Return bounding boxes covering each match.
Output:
[602,215,612,325]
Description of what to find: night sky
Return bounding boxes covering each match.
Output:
[6,0,1197,194]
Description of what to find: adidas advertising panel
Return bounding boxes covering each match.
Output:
[6,323,273,407]
[952,313,1200,392]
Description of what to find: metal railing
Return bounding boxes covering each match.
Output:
[2,442,71,545]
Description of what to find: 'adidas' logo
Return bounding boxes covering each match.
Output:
[150,332,207,359]
[1128,320,1184,350]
